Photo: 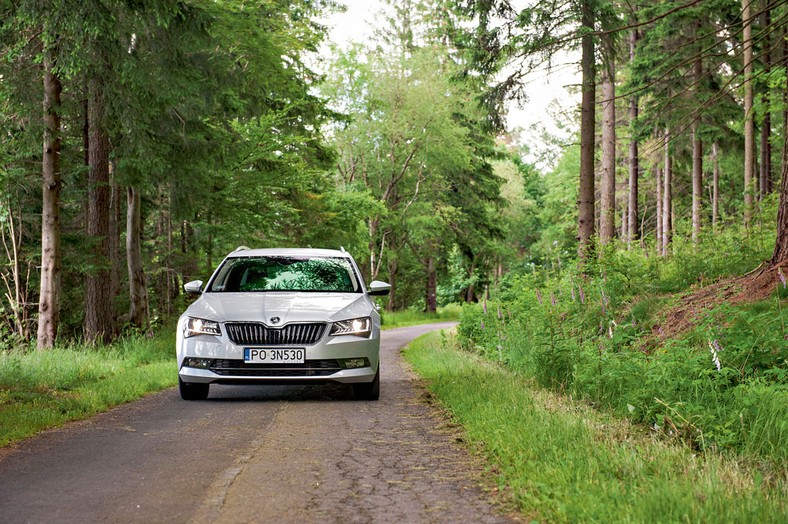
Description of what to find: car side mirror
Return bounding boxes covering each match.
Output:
[183,280,204,295]
[368,280,391,296]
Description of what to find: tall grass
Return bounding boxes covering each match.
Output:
[0,334,175,447]
[405,331,788,523]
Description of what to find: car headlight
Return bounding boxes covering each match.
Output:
[184,317,221,338]
[329,317,372,338]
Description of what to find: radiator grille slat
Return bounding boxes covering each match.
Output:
[225,322,325,346]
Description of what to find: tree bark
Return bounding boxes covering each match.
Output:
[577,0,596,262]
[37,50,63,350]
[692,122,703,243]
[627,30,640,246]
[662,128,672,257]
[386,257,398,311]
[84,77,114,345]
[655,162,663,251]
[127,186,149,330]
[742,0,755,228]
[109,170,121,331]
[772,147,788,264]
[771,28,788,264]
[759,2,772,198]
[599,42,616,246]
[712,141,721,231]
[425,256,437,314]
[692,51,703,243]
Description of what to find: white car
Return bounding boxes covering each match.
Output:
[176,247,390,400]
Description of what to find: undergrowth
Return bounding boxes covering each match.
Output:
[458,231,788,463]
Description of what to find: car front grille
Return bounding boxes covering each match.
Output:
[224,322,325,346]
[210,359,341,377]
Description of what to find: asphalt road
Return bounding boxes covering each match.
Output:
[0,323,515,523]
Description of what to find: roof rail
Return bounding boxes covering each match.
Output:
[233,246,250,253]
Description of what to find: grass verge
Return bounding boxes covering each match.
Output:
[0,334,176,448]
[404,330,788,523]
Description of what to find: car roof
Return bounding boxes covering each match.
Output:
[226,247,352,259]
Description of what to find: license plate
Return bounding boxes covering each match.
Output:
[243,348,305,364]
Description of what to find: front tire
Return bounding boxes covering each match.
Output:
[352,367,380,401]
[179,377,209,400]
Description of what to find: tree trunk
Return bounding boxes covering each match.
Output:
[599,42,616,246]
[771,30,788,264]
[577,0,596,261]
[627,30,640,246]
[368,217,380,282]
[759,4,772,198]
[621,199,628,240]
[655,162,663,251]
[84,77,113,345]
[712,141,721,231]
[425,256,437,314]
[109,170,121,332]
[692,122,703,243]
[773,147,788,264]
[465,259,476,303]
[692,52,703,243]
[662,128,672,257]
[37,50,63,350]
[386,257,398,311]
[742,0,755,228]
[127,186,149,330]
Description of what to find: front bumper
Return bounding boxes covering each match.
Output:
[177,320,380,385]
[178,363,377,385]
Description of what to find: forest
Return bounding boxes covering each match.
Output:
[0,0,786,375]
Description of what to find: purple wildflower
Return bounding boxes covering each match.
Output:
[578,286,585,304]
[480,320,485,330]
[483,300,488,315]
[571,287,576,302]
[536,289,543,305]
[779,267,787,289]
[497,307,503,320]
[550,293,556,306]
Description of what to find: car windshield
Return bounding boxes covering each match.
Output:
[207,256,362,293]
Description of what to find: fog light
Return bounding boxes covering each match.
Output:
[184,357,213,369]
[341,358,368,369]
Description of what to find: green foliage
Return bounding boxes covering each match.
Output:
[322,34,505,307]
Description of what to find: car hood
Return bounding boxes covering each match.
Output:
[185,292,373,324]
